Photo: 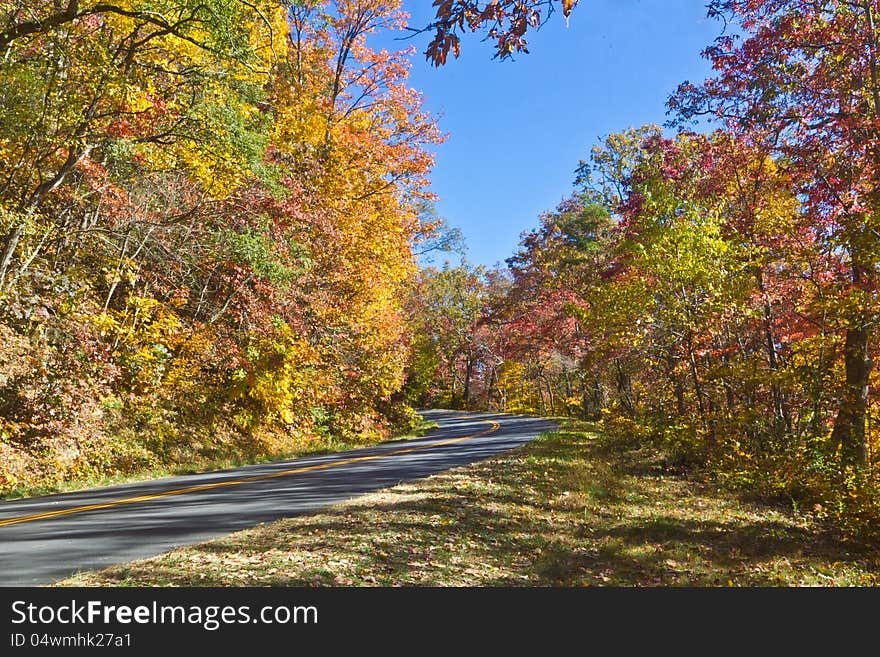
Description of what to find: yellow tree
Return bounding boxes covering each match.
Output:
[269,0,442,437]
[0,0,285,288]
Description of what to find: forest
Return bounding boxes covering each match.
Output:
[0,0,447,492]
[3,0,880,536]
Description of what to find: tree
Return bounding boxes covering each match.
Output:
[672,0,880,467]
[0,0,443,490]
[502,195,614,416]
[0,0,282,287]
[405,262,498,409]
[412,202,466,264]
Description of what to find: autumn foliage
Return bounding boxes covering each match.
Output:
[405,0,880,534]
[0,0,440,491]
[422,0,578,65]
[6,0,880,537]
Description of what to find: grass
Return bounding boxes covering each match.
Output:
[56,420,880,586]
[2,419,438,502]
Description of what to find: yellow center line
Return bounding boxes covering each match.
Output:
[0,420,501,528]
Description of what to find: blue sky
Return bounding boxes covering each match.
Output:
[376,1,723,268]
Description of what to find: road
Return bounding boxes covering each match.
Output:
[0,410,556,585]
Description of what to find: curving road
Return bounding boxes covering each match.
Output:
[0,410,556,585]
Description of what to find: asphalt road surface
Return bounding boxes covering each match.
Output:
[0,410,556,585]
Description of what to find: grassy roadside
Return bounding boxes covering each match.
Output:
[57,420,880,586]
[2,419,438,502]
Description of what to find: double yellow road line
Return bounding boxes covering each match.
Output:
[0,419,500,529]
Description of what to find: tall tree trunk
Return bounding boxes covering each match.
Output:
[666,353,685,416]
[0,224,23,288]
[831,322,870,467]
[449,358,459,408]
[685,331,709,429]
[831,260,871,467]
[462,356,472,410]
[614,359,634,417]
[674,376,686,417]
[485,364,497,410]
[0,144,93,288]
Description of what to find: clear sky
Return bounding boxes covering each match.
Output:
[375,1,723,268]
